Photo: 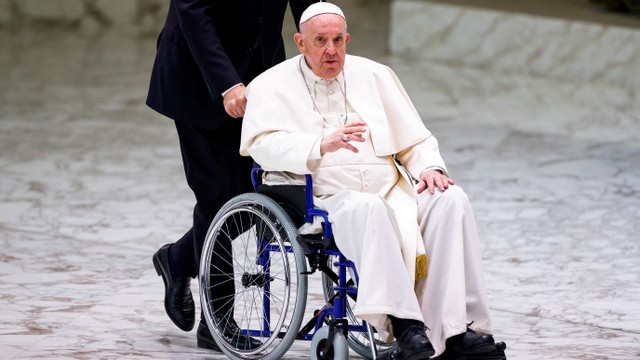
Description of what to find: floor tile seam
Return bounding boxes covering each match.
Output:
[0,230,159,262]
[428,119,640,146]
[491,307,640,335]
[386,52,640,101]
[414,58,640,95]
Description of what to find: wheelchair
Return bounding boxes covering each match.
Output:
[198,167,396,359]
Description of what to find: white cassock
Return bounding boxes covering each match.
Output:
[240,54,492,356]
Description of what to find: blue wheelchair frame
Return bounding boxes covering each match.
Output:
[249,166,379,358]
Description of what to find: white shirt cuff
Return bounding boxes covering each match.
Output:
[419,166,445,178]
[309,137,323,160]
[221,83,243,97]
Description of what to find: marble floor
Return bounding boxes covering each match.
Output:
[1,1,640,359]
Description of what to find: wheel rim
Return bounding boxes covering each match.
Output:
[200,194,308,359]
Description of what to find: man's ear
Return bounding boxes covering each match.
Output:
[345,32,351,45]
[294,33,304,53]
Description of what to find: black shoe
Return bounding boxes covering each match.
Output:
[196,320,222,352]
[377,349,402,360]
[152,244,195,332]
[394,324,435,360]
[196,318,262,351]
[436,330,496,359]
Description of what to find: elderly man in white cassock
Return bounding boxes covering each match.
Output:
[240,2,505,359]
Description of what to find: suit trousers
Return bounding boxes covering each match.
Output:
[171,119,254,283]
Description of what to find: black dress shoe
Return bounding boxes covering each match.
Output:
[196,318,262,351]
[152,244,195,332]
[376,349,401,360]
[435,330,496,359]
[196,320,222,352]
[394,324,435,360]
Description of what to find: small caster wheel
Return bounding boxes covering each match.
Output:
[311,326,349,360]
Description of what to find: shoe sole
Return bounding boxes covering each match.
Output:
[197,335,222,352]
[152,249,193,332]
[443,352,506,360]
[404,349,436,360]
[197,332,263,353]
[439,342,507,360]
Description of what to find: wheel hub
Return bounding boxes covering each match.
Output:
[241,272,269,288]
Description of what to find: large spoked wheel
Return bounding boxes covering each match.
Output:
[310,326,349,360]
[321,255,396,359]
[199,193,308,360]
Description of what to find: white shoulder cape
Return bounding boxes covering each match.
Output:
[240,54,441,175]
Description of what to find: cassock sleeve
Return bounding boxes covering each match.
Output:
[246,130,323,175]
[240,58,325,175]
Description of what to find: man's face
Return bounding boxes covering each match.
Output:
[295,14,350,79]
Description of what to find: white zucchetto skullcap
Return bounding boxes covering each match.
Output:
[299,2,345,24]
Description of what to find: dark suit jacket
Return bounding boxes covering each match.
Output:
[147,0,316,129]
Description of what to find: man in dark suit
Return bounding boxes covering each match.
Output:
[147,0,317,351]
